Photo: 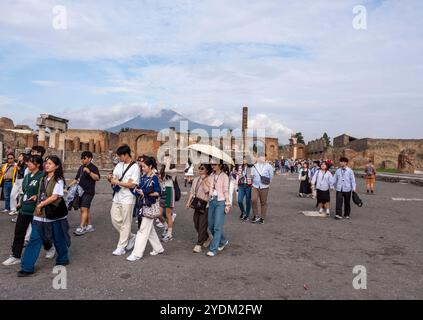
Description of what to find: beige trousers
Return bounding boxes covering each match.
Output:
[131,217,163,258]
[110,202,135,249]
[251,187,270,219]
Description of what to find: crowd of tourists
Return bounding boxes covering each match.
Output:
[0,144,277,276]
[0,141,379,276]
[286,157,376,219]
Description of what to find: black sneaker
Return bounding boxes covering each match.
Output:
[239,213,245,220]
[242,215,249,221]
[371,190,374,195]
[250,216,260,223]
[258,218,264,224]
[17,270,34,277]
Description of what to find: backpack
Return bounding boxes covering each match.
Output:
[173,177,181,202]
[366,165,375,176]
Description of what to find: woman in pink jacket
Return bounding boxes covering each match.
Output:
[206,160,232,257]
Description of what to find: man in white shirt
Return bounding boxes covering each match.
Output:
[250,154,274,224]
[108,145,140,256]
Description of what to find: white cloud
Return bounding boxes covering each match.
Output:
[0,0,422,141]
[31,80,57,86]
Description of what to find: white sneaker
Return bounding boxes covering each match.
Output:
[126,235,136,251]
[150,248,165,256]
[162,234,173,242]
[1,209,9,213]
[2,256,21,266]
[172,213,177,222]
[162,229,168,238]
[73,226,87,236]
[112,247,126,256]
[8,210,18,216]
[206,251,216,257]
[335,215,343,220]
[156,222,165,228]
[85,225,95,233]
[193,245,202,253]
[126,254,141,262]
[45,246,56,259]
[218,240,229,252]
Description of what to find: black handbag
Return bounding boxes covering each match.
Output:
[190,197,208,212]
[352,192,363,207]
[190,178,208,212]
[45,198,68,220]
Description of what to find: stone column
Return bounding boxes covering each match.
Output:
[65,139,73,151]
[73,137,81,152]
[38,127,46,147]
[95,141,101,153]
[58,132,65,151]
[89,139,95,153]
[48,128,56,149]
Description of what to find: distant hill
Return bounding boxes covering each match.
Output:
[107,109,225,134]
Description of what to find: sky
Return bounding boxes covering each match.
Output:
[0,0,422,144]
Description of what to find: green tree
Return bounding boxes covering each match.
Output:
[323,132,331,146]
[294,132,305,144]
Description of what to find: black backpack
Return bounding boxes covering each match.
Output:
[173,177,181,202]
[352,192,363,207]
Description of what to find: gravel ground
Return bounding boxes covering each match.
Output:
[0,173,422,300]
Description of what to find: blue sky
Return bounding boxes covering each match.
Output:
[0,0,422,143]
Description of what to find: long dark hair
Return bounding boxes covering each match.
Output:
[46,155,65,184]
[29,155,44,171]
[144,156,157,171]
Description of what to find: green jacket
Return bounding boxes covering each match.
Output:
[19,171,44,216]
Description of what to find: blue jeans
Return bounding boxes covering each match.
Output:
[238,184,252,217]
[2,180,13,210]
[21,220,70,273]
[208,198,228,254]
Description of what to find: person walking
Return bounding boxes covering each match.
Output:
[184,158,194,187]
[69,151,100,236]
[235,158,253,221]
[2,156,44,266]
[108,145,140,256]
[0,153,18,213]
[298,162,312,197]
[159,155,177,242]
[311,161,334,216]
[186,164,212,253]
[18,155,70,277]
[206,160,231,257]
[333,157,357,220]
[365,160,376,194]
[126,157,164,262]
[250,154,274,224]
[9,153,29,216]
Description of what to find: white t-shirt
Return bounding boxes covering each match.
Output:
[112,161,141,205]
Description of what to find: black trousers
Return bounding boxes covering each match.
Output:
[12,214,52,258]
[336,191,352,217]
[193,209,209,246]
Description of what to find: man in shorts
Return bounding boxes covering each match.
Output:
[70,151,100,236]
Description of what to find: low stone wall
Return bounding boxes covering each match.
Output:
[64,150,115,171]
[355,172,423,187]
